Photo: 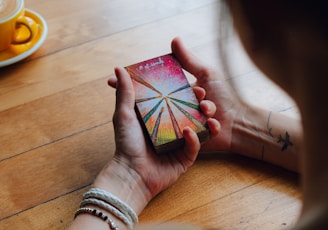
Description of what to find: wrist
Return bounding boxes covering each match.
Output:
[230,104,269,159]
[230,103,301,172]
[93,155,152,215]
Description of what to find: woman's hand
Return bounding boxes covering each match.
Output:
[172,37,246,153]
[104,66,220,203]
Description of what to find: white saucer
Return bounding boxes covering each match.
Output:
[0,9,48,68]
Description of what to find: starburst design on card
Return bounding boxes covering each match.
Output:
[125,54,209,153]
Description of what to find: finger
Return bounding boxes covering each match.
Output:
[171,37,214,82]
[200,100,216,118]
[193,86,206,101]
[206,118,221,137]
[181,127,200,167]
[114,67,135,110]
[108,76,117,89]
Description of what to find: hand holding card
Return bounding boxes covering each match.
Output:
[125,54,210,154]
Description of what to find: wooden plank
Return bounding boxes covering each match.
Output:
[0,123,115,220]
[23,0,218,58]
[0,154,295,229]
[0,187,89,230]
[0,77,114,161]
[0,2,220,111]
[170,173,301,230]
[138,154,294,221]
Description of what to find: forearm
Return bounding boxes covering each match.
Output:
[231,105,303,173]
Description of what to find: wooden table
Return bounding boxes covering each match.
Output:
[0,0,302,229]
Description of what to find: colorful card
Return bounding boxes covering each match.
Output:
[125,54,209,153]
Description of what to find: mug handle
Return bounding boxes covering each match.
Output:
[12,16,38,45]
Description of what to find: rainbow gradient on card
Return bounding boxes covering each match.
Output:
[125,54,208,152]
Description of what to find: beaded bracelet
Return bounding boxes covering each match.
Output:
[81,198,132,228]
[84,188,138,225]
[74,207,119,230]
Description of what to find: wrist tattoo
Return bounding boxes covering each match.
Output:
[278,131,293,151]
[267,111,294,151]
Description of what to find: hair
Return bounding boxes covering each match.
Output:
[225,0,328,52]
[218,0,328,89]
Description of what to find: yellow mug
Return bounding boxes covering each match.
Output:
[0,0,38,52]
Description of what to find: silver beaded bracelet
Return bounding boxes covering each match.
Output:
[81,198,132,228]
[74,207,119,230]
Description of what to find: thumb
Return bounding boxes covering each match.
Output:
[171,37,214,82]
[114,67,135,111]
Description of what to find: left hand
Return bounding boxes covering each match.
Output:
[106,67,220,199]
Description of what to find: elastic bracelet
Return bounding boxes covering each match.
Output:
[84,188,139,225]
[74,207,119,230]
[80,198,133,228]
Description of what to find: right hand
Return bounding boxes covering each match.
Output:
[172,37,246,153]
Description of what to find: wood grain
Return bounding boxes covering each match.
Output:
[0,1,220,111]
[0,122,114,220]
[0,0,302,229]
[0,77,114,160]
